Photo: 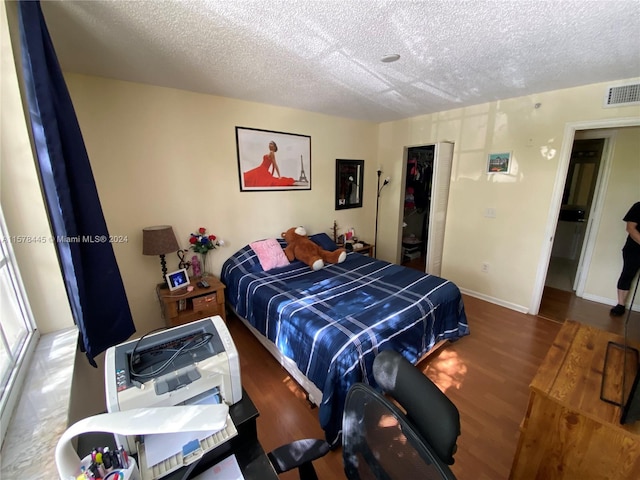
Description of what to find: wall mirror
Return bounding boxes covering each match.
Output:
[335,159,364,210]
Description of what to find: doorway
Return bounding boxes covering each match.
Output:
[537,127,620,322]
[398,142,454,275]
[401,145,434,270]
[544,137,605,292]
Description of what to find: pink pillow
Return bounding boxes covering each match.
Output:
[250,238,290,271]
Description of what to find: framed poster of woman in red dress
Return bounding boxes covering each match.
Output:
[236,127,311,191]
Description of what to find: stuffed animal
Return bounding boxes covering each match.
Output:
[282,226,347,271]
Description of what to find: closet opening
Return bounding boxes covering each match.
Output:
[402,145,435,270]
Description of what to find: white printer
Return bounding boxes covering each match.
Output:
[105,316,242,453]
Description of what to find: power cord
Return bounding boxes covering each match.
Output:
[129,329,213,379]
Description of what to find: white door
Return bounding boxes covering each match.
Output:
[426,142,454,276]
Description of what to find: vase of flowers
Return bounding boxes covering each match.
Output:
[189,227,221,277]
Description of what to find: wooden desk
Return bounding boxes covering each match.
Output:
[510,320,640,479]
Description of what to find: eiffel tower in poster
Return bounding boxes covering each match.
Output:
[297,155,309,183]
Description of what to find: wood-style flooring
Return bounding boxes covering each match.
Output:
[228,262,639,480]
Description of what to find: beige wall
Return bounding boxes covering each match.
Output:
[377,82,640,312]
[65,74,379,335]
[585,127,640,302]
[1,1,73,334]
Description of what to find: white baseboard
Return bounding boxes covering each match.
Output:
[458,288,529,314]
[582,292,640,313]
[460,288,640,316]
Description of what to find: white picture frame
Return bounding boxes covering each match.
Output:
[165,268,190,291]
[487,152,511,174]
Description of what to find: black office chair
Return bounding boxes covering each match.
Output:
[267,438,330,480]
[371,349,460,467]
[267,349,460,479]
[342,383,456,479]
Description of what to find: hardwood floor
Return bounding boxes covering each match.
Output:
[539,285,640,338]
[228,277,639,480]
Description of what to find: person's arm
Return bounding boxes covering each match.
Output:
[626,221,640,246]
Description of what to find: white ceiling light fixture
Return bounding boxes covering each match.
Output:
[380,54,401,63]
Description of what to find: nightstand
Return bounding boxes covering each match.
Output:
[156,276,226,328]
[338,242,374,257]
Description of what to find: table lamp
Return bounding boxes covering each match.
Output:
[142,225,180,282]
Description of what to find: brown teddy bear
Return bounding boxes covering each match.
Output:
[282,226,347,270]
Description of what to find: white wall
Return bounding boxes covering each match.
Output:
[65,73,379,335]
[377,82,640,312]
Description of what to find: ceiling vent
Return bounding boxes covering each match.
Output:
[604,83,640,107]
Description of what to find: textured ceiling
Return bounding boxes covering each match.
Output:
[40,0,640,122]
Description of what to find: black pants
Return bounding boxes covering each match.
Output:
[617,246,640,291]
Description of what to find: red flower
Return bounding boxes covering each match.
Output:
[189,227,221,254]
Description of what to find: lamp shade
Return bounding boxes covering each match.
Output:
[142,225,179,256]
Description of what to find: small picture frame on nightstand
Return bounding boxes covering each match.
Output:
[166,268,189,291]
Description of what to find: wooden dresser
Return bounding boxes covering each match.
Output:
[510,320,640,479]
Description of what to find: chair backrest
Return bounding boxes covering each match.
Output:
[342,383,456,480]
[372,349,460,465]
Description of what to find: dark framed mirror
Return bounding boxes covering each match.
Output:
[335,159,364,210]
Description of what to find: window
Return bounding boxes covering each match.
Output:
[0,207,38,445]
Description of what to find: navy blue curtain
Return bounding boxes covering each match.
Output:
[18,1,135,366]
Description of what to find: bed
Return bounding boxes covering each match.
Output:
[220,233,469,446]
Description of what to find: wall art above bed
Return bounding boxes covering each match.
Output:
[236,126,311,191]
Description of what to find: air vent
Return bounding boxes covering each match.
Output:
[604,83,640,107]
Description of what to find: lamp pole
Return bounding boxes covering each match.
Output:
[374,170,381,258]
[374,170,390,259]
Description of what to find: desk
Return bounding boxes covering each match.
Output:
[78,389,278,480]
[510,321,640,479]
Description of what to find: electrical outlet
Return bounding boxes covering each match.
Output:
[481,262,489,273]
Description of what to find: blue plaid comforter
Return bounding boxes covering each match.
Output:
[221,240,469,446]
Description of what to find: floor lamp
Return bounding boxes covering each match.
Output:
[374,169,390,258]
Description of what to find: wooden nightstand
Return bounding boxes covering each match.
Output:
[156,276,226,328]
[338,242,374,257]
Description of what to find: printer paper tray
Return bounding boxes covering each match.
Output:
[137,414,238,480]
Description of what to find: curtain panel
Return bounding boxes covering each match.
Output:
[18,1,135,366]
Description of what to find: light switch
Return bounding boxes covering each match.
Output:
[485,207,497,218]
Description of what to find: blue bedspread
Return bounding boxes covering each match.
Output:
[221,240,469,446]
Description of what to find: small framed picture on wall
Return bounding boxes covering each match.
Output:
[487,152,511,174]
